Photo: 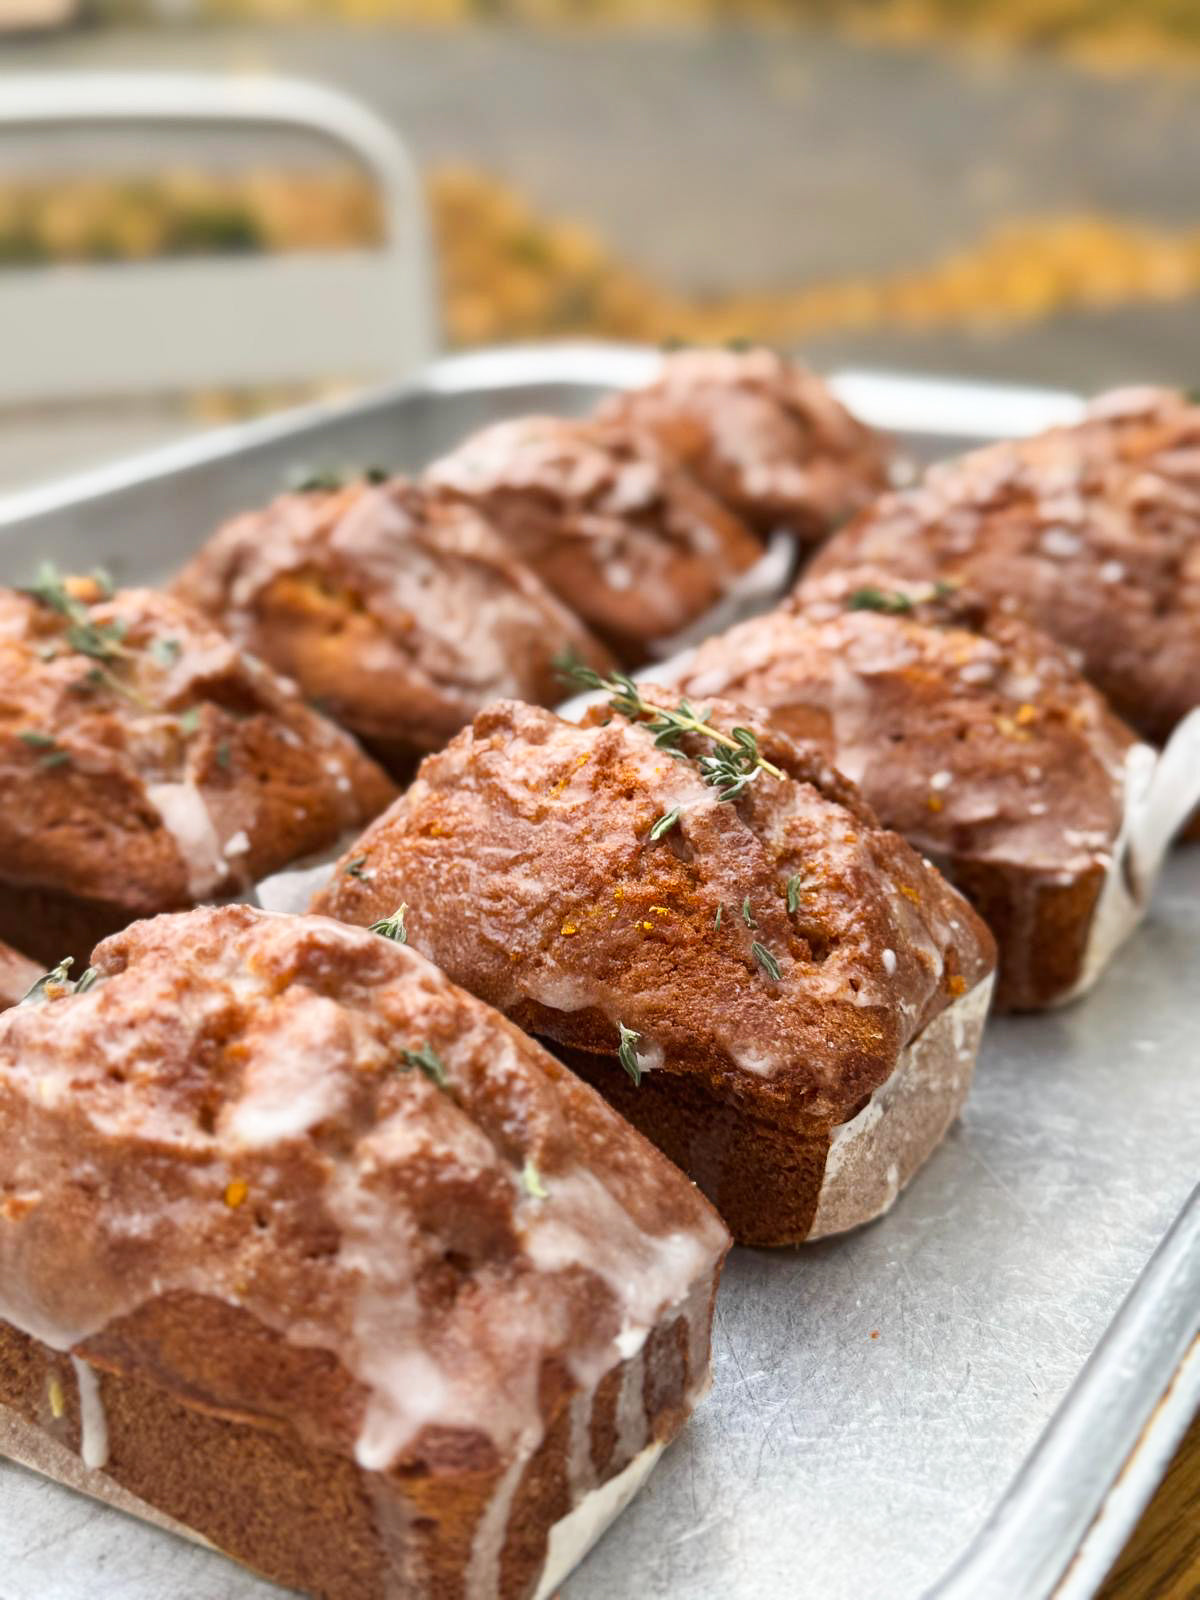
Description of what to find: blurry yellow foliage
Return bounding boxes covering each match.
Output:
[2,164,1199,349]
[106,0,1200,69]
[843,0,1200,74]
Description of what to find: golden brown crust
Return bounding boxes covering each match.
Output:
[598,347,892,544]
[0,1305,702,1600]
[0,941,39,1010]
[0,580,394,964]
[680,565,1139,1010]
[314,696,995,1241]
[173,477,615,774]
[424,415,763,660]
[808,386,1200,745]
[0,905,727,1598]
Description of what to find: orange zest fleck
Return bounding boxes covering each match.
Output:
[899,884,921,904]
[560,922,578,936]
[224,1179,249,1209]
[927,793,944,813]
[948,974,968,997]
[1015,703,1039,726]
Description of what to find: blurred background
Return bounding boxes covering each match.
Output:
[0,0,1197,490]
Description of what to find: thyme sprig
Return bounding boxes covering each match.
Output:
[560,666,785,801]
[24,563,153,710]
[20,958,100,1005]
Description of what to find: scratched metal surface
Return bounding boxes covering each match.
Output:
[0,348,1194,1600]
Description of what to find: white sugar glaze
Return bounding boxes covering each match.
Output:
[145,780,227,899]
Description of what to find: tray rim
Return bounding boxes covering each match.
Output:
[0,340,1192,1600]
[0,340,1087,534]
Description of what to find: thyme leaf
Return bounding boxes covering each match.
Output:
[786,874,803,913]
[741,897,757,929]
[648,806,681,841]
[20,958,73,1004]
[400,1042,448,1088]
[294,469,344,493]
[521,1159,549,1200]
[150,637,182,667]
[23,562,77,617]
[752,942,782,982]
[616,1021,643,1087]
[370,905,408,944]
[847,586,914,615]
[18,730,70,769]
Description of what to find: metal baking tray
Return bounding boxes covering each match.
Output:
[0,343,1195,1600]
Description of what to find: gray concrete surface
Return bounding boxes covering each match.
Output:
[0,23,1198,491]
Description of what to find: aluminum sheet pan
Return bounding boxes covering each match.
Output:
[0,344,1194,1600]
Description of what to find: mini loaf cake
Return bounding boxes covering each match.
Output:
[0,573,394,966]
[808,385,1200,748]
[423,415,764,660]
[676,568,1144,1011]
[172,475,615,775]
[0,905,728,1600]
[314,689,997,1246]
[0,942,39,1010]
[597,346,893,546]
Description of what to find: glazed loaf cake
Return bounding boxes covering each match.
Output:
[172,475,615,775]
[0,574,395,966]
[597,346,893,546]
[676,568,1146,1010]
[808,385,1200,747]
[0,905,728,1600]
[315,692,997,1246]
[423,415,764,660]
